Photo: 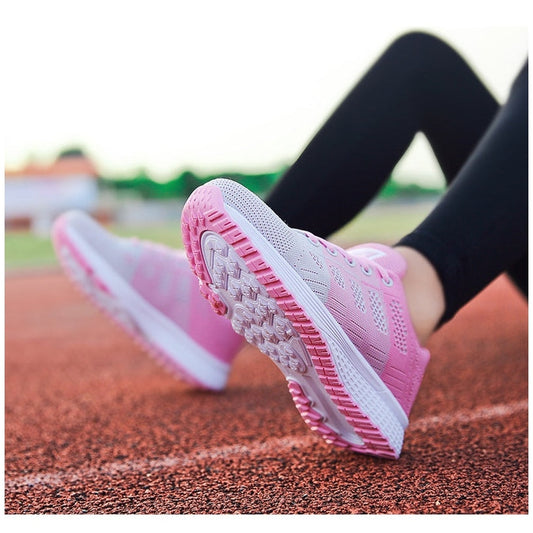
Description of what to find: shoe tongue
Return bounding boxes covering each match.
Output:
[346,243,407,278]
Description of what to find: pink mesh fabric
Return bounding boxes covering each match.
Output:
[321,243,430,415]
[128,245,243,365]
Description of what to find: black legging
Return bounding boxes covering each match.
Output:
[266,32,527,323]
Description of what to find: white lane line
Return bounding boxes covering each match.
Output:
[409,398,528,432]
[4,436,317,491]
[6,399,527,490]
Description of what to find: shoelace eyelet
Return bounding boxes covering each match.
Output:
[361,265,373,276]
[344,256,356,267]
[382,277,394,287]
[305,234,320,247]
[327,248,338,256]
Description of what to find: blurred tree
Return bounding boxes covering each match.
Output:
[57,147,87,159]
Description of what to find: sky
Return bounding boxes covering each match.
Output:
[3,0,529,187]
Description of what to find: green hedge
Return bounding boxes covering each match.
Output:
[99,168,285,199]
[99,167,442,200]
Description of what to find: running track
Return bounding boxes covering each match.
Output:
[5,270,528,513]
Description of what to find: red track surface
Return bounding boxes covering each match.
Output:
[5,270,528,514]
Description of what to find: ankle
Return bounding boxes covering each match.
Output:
[393,246,445,346]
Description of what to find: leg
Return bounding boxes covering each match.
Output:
[392,246,445,345]
[266,31,499,237]
[397,61,528,327]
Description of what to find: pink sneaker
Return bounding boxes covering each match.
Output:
[52,210,243,390]
[181,179,430,458]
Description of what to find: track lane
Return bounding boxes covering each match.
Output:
[5,272,528,513]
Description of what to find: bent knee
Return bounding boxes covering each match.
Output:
[386,31,456,64]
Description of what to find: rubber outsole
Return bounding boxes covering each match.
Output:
[182,184,404,458]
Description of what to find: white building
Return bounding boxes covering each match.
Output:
[5,154,100,235]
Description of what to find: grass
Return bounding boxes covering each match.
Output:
[331,199,435,246]
[4,224,181,270]
[5,232,59,270]
[4,199,436,270]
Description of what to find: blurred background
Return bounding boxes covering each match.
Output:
[3,0,529,269]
